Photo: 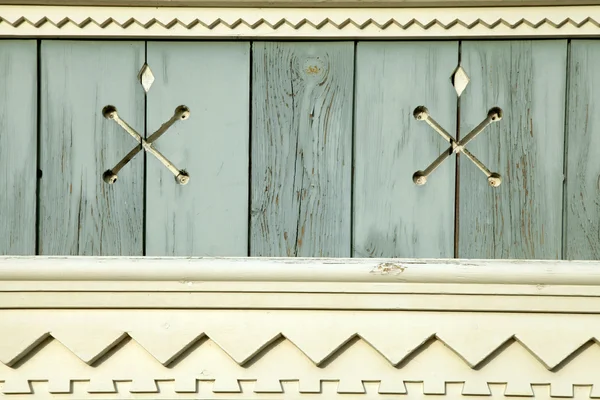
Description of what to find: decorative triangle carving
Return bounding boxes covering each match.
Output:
[437,329,512,368]
[359,327,434,366]
[129,330,205,366]
[516,330,594,370]
[284,329,357,366]
[52,329,127,365]
[5,321,600,376]
[0,327,49,367]
[207,326,281,365]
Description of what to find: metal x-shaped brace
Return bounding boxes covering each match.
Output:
[412,106,503,188]
[102,105,191,185]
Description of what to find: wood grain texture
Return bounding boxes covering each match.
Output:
[564,40,600,260]
[353,42,458,258]
[251,42,354,257]
[0,0,594,7]
[146,42,250,256]
[459,40,567,259]
[39,41,145,256]
[0,41,37,255]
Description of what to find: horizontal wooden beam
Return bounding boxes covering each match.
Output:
[1,4,600,39]
[0,0,598,7]
[2,257,600,312]
[1,256,599,285]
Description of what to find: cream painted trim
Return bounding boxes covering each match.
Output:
[1,257,600,399]
[0,5,600,38]
[2,1,600,8]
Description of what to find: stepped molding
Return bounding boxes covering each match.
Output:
[1,257,600,399]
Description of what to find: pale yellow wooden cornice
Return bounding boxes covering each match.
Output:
[0,4,599,38]
[0,0,598,7]
[1,257,600,399]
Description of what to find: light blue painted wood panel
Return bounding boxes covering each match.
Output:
[146,42,250,256]
[39,41,145,256]
[0,41,37,255]
[251,42,354,257]
[353,42,458,258]
[459,40,567,259]
[565,40,600,260]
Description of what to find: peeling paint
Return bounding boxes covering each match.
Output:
[370,262,406,275]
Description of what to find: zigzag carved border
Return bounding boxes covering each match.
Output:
[1,311,599,373]
[0,5,599,37]
[3,258,600,398]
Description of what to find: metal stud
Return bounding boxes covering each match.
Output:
[412,105,503,188]
[102,105,191,185]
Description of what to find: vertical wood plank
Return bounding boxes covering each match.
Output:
[39,41,144,256]
[146,42,250,256]
[251,42,354,257]
[565,40,600,260]
[459,40,567,259]
[0,41,37,255]
[353,42,458,258]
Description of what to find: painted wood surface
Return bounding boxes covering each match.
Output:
[0,41,37,255]
[251,42,354,257]
[459,40,567,259]
[564,40,600,260]
[39,41,145,256]
[146,42,250,256]
[3,0,592,7]
[353,42,458,258]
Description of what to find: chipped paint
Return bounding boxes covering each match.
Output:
[370,262,406,275]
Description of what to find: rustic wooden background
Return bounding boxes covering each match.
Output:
[0,39,597,260]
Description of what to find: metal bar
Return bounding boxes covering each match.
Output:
[113,115,143,143]
[108,106,188,171]
[146,105,190,144]
[412,106,503,187]
[456,107,502,151]
[461,147,492,177]
[413,146,453,185]
[425,117,457,147]
[101,105,190,185]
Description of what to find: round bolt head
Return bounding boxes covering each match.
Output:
[175,105,191,120]
[488,173,502,187]
[176,171,190,185]
[103,170,118,184]
[102,105,118,120]
[488,107,503,122]
[413,170,427,186]
[413,106,429,121]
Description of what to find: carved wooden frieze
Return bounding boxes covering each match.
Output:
[1,257,600,399]
[0,5,600,38]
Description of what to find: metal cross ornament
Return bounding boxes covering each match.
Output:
[102,105,191,185]
[412,106,504,188]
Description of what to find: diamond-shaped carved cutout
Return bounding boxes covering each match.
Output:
[450,65,470,97]
[138,63,155,93]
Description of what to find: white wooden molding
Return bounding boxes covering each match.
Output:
[1,257,600,399]
[1,5,600,38]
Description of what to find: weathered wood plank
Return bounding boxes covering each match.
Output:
[39,41,145,256]
[251,42,354,257]
[565,40,600,260]
[459,40,567,259]
[0,41,37,255]
[353,42,458,258]
[146,42,250,256]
